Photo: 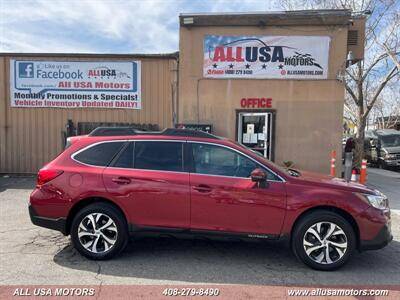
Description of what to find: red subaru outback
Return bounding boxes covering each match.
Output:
[29,128,392,270]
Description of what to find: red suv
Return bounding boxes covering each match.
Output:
[29,128,392,270]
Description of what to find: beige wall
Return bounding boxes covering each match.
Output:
[178,25,348,174]
[0,55,177,173]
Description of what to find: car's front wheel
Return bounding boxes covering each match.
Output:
[292,210,356,271]
[70,203,128,260]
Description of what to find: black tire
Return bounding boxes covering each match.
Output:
[291,210,356,271]
[70,202,128,260]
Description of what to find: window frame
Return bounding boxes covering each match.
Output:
[71,139,285,182]
[188,141,285,182]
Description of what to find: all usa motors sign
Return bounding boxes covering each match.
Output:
[10,60,141,109]
[204,35,330,79]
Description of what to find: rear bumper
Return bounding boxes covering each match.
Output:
[29,205,67,235]
[359,224,393,251]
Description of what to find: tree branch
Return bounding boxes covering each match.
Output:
[344,80,358,105]
[345,69,358,82]
[361,52,390,82]
[364,66,398,118]
[383,43,400,71]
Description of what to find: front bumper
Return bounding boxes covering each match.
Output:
[384,159,400,167]
[29,205,67,235]
[359,223,393,251]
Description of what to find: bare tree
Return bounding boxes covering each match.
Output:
[375,8,400,69]
[371,81,400,129]
[280,0,400,168]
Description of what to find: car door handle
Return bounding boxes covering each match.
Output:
[111,177,131,185]
[193,184,212,193]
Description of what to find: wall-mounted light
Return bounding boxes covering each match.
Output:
[347,51,354,66]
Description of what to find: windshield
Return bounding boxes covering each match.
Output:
[380,135,400,148]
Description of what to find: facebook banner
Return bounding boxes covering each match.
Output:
[204,35,330,79]
[10,60,141,109]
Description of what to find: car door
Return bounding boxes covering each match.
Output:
[102,140,190,229]
[188,142,286,236]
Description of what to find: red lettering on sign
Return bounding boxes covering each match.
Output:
[213,47,226,61]
[240,97,272,108]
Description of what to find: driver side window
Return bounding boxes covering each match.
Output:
[191,143,257,178]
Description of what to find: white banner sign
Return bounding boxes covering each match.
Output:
[204,35,330,79]
[10,60,141,109]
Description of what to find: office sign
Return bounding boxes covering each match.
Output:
[204,35,330,79]
[240,97,272,108]
[10,60,141,109]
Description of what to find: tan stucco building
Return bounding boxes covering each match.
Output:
[0,10,365,174]
[178,10,365,174]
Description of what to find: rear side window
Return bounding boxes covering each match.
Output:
[74,142,124,166]
[134,141,183,172]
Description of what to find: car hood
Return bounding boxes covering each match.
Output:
[383,146,400,154]
[292,170,375,194]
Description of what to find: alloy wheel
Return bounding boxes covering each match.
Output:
[303,222,348,265]
[77,213,118,254]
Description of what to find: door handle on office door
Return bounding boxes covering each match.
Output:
[193,184,212,193]
[111,177,131,185]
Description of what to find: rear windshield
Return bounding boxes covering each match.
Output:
[74,142,125,166]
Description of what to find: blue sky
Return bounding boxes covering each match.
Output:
[0,0,279,53]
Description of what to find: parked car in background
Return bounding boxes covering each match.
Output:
[29,128,392,271]
[364,129,400,170]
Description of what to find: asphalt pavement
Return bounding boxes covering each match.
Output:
[367,167,400,210]
[0,175,399,286]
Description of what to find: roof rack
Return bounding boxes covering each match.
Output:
[88,127,137,136]
[88,127,220,139]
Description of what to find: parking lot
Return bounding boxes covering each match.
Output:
[0,173,399,286]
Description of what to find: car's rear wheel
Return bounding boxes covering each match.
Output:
[292,210,355,271]
[71,203,128,260]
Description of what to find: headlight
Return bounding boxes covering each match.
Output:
[364,193,389,210]
[385,154,396,160]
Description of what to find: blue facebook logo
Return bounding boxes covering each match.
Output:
[18,62,34,78]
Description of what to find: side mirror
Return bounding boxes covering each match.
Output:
[251,168,268,188]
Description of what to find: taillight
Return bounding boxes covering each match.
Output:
[37,169,63,186]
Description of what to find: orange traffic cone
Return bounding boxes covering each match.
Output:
[351,169,357,182]
[359,159,367,184]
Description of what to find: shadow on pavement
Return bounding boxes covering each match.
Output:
[0,176,35,192]
[53,236,400,285]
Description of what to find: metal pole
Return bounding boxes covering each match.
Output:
[344,152,353,182]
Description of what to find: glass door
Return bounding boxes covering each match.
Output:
[237,112,273,159]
